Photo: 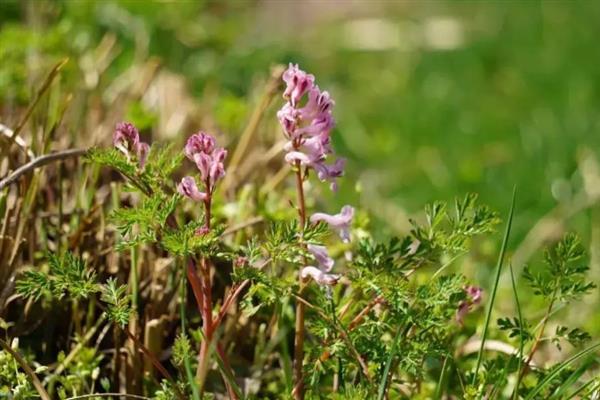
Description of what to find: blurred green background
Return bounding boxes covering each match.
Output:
[2,0,600,244]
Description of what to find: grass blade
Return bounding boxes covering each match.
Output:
[524,342,600,400]
[377,324,408,400]
[549,357,594,400]
[565,378,600,400]
[434,355,450,400]
[510,262,525,400]
[473,186,517,384]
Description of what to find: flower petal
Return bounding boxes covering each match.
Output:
[300,266,340,286]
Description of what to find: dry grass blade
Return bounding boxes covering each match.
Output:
[223,64,285,191]
[0,338,51,400]
[0,148,87,191]
[8,58,69,152]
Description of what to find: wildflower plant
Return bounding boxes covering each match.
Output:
[8,63,599,400]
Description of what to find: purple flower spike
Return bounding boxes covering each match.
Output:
[307,244,334,272]
[282,63,315,106]
[278,64,343,191]
[300,266,340,286]
[177,176,207,202]
[310,205,354,243]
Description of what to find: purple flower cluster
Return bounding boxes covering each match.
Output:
[278,64,355,286]
[177,132,227,203]
[456,285,483,325]
[113,122,150,168]
[278,63,345,192]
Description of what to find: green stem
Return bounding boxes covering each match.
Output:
[130,246,139,313]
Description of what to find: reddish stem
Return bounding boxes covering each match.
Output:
[292,162,308,400]
[213,280,250,328]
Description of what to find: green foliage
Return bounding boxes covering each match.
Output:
[145,143,185,184]
[523,233,596,302]
[112,192,179,250]
[16,252,98,300]
[497,317,534,342]
[552,326,591,350]
[408,193,499,263]
[263,220,304,265]
[172,333,194,368]
[54,345,103,398]
[86,143,183,197]
[17,252,134,329]
[235,266,293,317]
[160,221,223,257]
[86,147,138,184]
[0,341,37,400]
[99,278,131,328]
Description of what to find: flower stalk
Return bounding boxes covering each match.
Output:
[276,63,355,399]
[177,131,237,397]
[292,162,308,399]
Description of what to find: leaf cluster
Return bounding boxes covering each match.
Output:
[497,317,534,342]
[523,233,596,302]
[235,266,293,317]
[99,278,132,327]
[111,193,179,251]
[86,144,183,195]
[160,221,223,257]
[16,252,98,301]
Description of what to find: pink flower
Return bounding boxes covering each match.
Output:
[177,176,207,202]
[285,151,345,191]
[300,243,339,286]
[181,132,227,194]
[137,142,150,168]
[209,148,227,183]
[283,63,315,106]
[277,103,300,139]
[300,266,340,286]
[456,286,483,325]
[303,133,333,159]
[184,132,215,161]
[314,157,345,192]
[113,122,140,154]
[307,244,334,272]
[310,205,354,242]
[195,226,210,236]
[299,87,334,121]
[113,122,150,168]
